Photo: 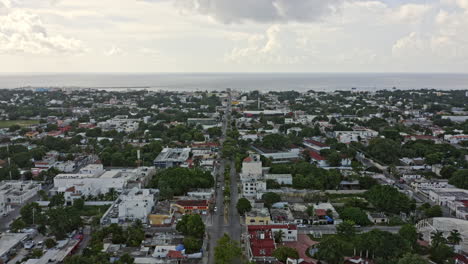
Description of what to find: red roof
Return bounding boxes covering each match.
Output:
[167,250,186,259]
[305,139,328,148]
[243,156,253,162]
[248,227,276,257]
[65,186,76,192]
[175,200,208,207]
[308,151,326,161]
[315,209,327,217]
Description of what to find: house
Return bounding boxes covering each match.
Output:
[0,233,29,262]
[367,212,389,224]
[247,225,298,262]
[307,150,328,168]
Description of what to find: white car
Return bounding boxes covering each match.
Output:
[214,207,218,212]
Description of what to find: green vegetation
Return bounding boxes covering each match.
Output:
[0,120,39,128]
[214,233,242,264]
[176,214,205,253]
[149,167,214,199]
[365,185,415,214]
[236,197,252,215]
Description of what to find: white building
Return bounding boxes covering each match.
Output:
[98,115,140,133]
[411,179,450,192]
[444,134,468,144]
[417,217,468,253]
[333,127,378,143]
[0,181,41,216]
[429,188,468,207]
[240,155,266,199]
[54,164,128,200]
[101,188,158,224]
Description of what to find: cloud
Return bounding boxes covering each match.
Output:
[173,0,344,24]
[0,9,86,54]
[105,45,124,56]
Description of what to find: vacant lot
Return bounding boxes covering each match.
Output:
[0,120,39,128]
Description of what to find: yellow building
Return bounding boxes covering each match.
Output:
[245,207,271,225]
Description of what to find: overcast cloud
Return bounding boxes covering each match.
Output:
[0,0,467,72]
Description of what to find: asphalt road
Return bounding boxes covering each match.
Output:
[207,89,234,264]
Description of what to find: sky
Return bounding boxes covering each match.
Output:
[0,0,468,73]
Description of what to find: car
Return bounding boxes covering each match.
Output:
[23,241,35,249]
[222,187,225,191]
[214,207,218,212]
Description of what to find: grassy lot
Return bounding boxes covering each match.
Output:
[0,120,39,128]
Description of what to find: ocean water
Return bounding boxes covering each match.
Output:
[0,73,467,91]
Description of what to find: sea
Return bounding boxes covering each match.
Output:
[0,73,467,92]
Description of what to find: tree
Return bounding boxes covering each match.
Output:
[10,218,26,232]
[430,243,454,264]
[73,198,85,210]
[398,253,428,264]
[49,193,65,207]
[424,206,443,218]
[183,236,202,254]
[272,247,299,263]
[447,229,462,246]
[20,202,43,225]
[176,214,205,238]
[339,207,371,226]
[315,236,347,264]
[399,224,419,249]
[337,220,356,239]
[365,185,415,214]
[327,152,342,167]
[214,233,242,264]
[262,192,281,209]
[449,170,468,189]
[431,231,447,248]
[274,230,285,243]
[236,198,252,215]
[45,238,57,249]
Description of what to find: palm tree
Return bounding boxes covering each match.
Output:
[447,229,462,246]
[274,230,285,244]
[431,230,447,247]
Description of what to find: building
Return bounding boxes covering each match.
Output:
[303,139,330,153]
[171,200,209,214]
[242,179,267,199]
[246,208,271,225]
[333,127,378,143]
[247,225,298,262]
[367,212,389,224]
[101,188,158,225]
[54,164,146,201]
[0,181,41,216]
[187,118,218,126]
[153,148,191,169]
[98,115,140,133]
[0,233,29,262]
[429,189,468,207]
[417,217,468,253]
[411,179,449,192]
[240,155,262,179]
